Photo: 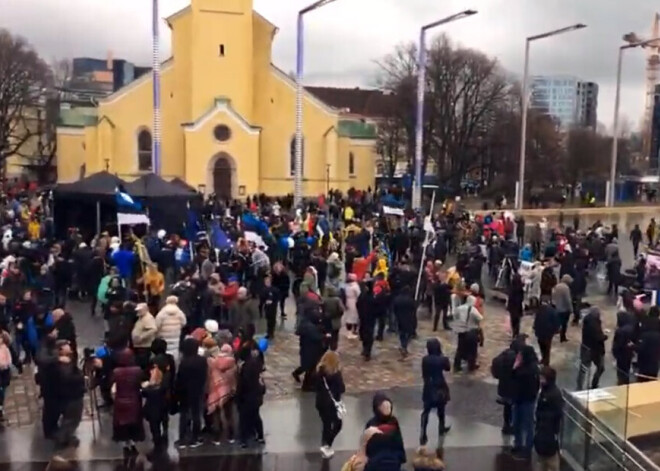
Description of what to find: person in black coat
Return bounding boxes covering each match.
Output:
[511,345,540,459]
[420,339,451,445]
[271,263,290,318]
[175,337,208,448]
[577,307,608,390]
[364,432,406,471]
[293,292,327,391]
[260,276,280,340]
[236,348,266,448]
[365,392,406,466]
[606,251,622,298]
[491,336,526,434]
[507,274,524,338]
[433,275,452,332]
[636,308,660,382]
[88,250,105,317]
[52,309,77,356]
[630,224,643,258]
[533,301,559,366]
[357,281,376,361]
[142,362,169,455]
[392,286,416,357]
[36,336,60,439]
[315,351,345,458]
[534,366,564,469]
[612,311,636,385]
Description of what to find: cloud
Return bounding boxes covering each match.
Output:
[0,0,656,130]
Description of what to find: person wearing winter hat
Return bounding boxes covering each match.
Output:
[131,303,157,371]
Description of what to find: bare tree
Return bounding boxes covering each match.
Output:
[0,29,51,184]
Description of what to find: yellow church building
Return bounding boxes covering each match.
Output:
[56,0,386,199]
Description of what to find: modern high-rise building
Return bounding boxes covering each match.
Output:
[651,84,660,171]
[530,75,598,129]
[577,81,598,129]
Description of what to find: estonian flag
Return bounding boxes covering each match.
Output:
[115,185,142,211]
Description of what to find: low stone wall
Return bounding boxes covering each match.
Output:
[475,206,660,231]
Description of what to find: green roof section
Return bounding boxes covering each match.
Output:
[337,120,377,139]
[57,107,98,128]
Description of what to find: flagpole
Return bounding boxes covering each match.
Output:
[415,190,436,301]
[152,0,162,175]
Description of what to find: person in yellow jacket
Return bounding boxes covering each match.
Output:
[343,205,354,223]
[27,218,40,241]
[139,263,165,312]
[373,258,388,279]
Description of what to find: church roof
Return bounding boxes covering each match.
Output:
[305,87,395,118]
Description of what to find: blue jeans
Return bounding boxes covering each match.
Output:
[513,401,535,452]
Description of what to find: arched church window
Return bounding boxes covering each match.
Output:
[290,137,304,177]
[349,152,355,175]
[137,129,153,172]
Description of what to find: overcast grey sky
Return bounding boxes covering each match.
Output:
[0,0,656,130]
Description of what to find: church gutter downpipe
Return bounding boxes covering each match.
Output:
[152,0,162,175]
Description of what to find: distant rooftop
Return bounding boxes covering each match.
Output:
[305,87,394,118]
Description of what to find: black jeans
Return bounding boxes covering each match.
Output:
[318,405,342,447]
[433,305,450,331]
[510,314,521,338]
[279,296,287,317]
[148,416,168,448]
[420,401,447,443]
[329,329,339,351]
[558,311,570,341]
[453,332,477,371]
[55,399,83,449]
[503,402,513,430]
[179,398,202,443]
[376,315,386,340]
[238,403,264,444]
[538,338,552,366]
[265,308,277,338]
[577,348,605,390]
[42,396,60,438]
[616,357,632,385]
[633,243,640,258]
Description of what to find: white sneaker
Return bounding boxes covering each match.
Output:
[320,446,334,459]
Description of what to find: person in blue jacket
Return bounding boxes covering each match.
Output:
[519,244,534,262]
[112,243,136,281]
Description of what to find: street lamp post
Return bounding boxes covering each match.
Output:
[295,0,338,207]
[151,0,162,175]
[608,35,660,207]
[412,10,477,211]
[516,24,587,210]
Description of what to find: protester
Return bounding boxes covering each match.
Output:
[420,339,451,445]
[534,366,564,471]
[141,361,169,456]
[315,350,345,459]
[131,303,157,371]
[206,340,237,445]
[365,392,406,466]
[155,295,187,362]
[511,345,540,461]
[577,307,608,390]
[111,348,145,459]
[491,335,525,435]
[176,337,208,448]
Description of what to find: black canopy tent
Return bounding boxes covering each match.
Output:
[53,171,127,238]
[169,177,197,194]
[124,173,199,234]
[125,173,196,199]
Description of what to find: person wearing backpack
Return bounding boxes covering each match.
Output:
[491,335,526,435]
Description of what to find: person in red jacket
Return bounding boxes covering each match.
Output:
[352,251,377,282]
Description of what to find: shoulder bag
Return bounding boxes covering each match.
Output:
[323,376,347,420]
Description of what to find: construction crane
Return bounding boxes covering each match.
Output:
[642,13,660,158]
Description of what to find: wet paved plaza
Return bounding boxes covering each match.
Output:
[0,239,636,470]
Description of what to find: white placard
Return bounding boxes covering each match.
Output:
[383,206,404,217]
[117,213,151,226]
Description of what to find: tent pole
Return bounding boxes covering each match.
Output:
[96,201,101,235]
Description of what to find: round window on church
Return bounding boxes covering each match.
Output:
[214,124,232,142]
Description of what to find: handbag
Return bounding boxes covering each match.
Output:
[323,376,347,420]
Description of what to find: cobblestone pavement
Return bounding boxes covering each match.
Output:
[262,291,619,400]
[1,287,619,426]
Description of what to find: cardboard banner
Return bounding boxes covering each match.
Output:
[117,213,151,226]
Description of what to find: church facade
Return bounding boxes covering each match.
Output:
[56,0,381,198]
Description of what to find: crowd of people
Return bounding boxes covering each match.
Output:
[2,187,660,471]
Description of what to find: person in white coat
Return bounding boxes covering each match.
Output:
[155,295,187,362]
[343,274,361,339]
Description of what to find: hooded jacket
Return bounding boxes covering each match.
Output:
[612,311,636,362]
[363,432,405,471]
[534,373,564,456]
[422,339,450,404]
[581,308,608,356]
[364,392,406,465]
[512,346,540,404]
[155,298,187,358]
[131,309,157,349]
